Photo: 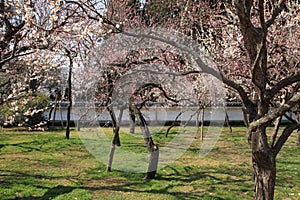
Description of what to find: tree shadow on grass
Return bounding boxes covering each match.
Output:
[88,165,243,200]
[6,167,229,200]
[0,170,84,200]
[15,185,76,200]
[2,163,251,200]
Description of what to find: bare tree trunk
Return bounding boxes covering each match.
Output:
[131,104,159,179]
[200,108,204,141]
[297,113,300,146]
[107,143,116,172]
[225,110,232,133]
[244,98,277,200]
[50,89,62,129]
[52,104,57,127]
[49,98,58,127]
[59,103,64,128]
[251,128,276,200]
[106,106,123,172]
[107,126,120,172]
[48,105,54,127]
[65,53,73,140]
[253,153,276,200]
[66,96,71,138]
[117,107,124,128]
[76,119,80,131]
[195,108,200,128]
[129,106,135,134]
[50,99,59,127]
[297,130,300,146]
[195,108,200,139]
[147,144,159,179]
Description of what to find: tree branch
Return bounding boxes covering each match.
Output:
[121,31,251,109]
[134,83,179,103]
[258,0,267,37]
[234,0,256,32]
[274,123,299,157]
[65,0,117,28]
[248,92,300,133]
[266,0,287,28]
[268,72,300,99]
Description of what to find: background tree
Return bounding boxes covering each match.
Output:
[0,0,110,131]
[85,41,199,178]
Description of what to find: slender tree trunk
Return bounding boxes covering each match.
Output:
[106,106,122,172]
[48,105,54,127]
[225,110,232,133]
[52,104,57,127]
[107,126,120,172]
[131,104,159,179]
[129,107,135,134]
[195,108,200,139]
[52,100,59,127]
[59,103,64,128]
[76,119,80,131]
[200,108,205,141]
[65,52,73,140]
[117,107,124,127]
[195,108,200,128]
[107,143,116,172]
[297,130,300,146]
[49,100,58,127]
[297,113,300,146]
[66,92,72,139]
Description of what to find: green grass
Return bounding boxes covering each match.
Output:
[0,126,299,200]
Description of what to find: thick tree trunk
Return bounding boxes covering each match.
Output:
[252,152,276,200]
[251,129,276,200]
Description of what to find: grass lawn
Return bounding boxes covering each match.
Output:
[0,126,299,200]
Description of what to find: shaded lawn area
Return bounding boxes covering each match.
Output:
[0,126,299,200]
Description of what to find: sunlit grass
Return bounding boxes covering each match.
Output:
[0,126,299,199]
